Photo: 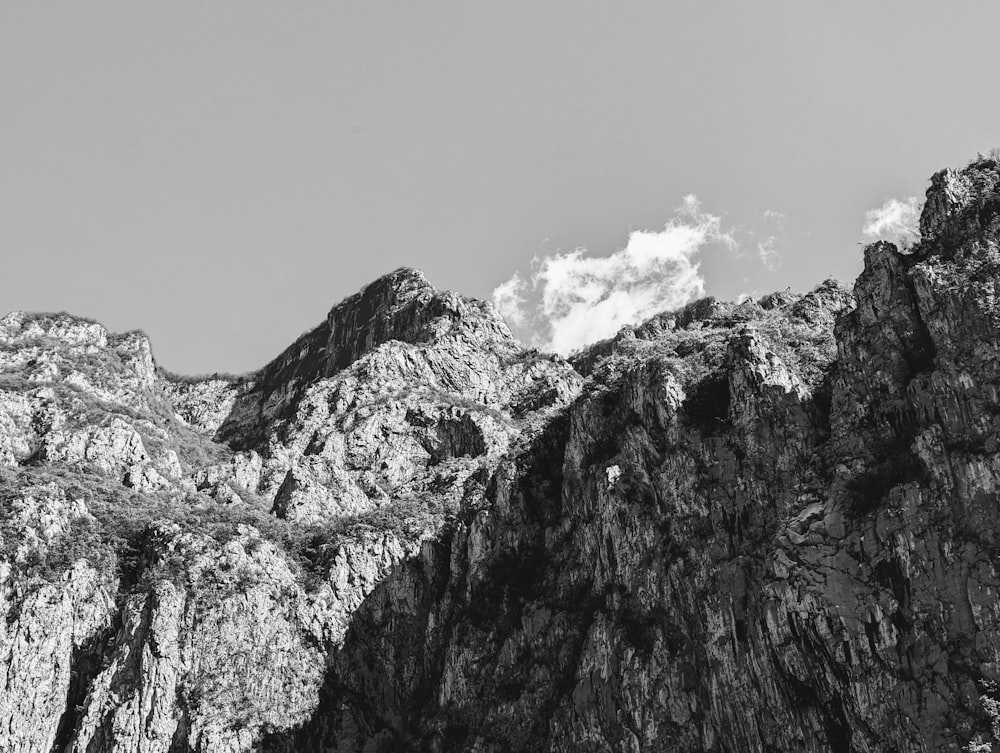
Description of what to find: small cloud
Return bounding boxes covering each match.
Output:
[756,236,780,270]
[491,196,736,355]
[749,209,786,269]
[491,274,527,328]
[862,197,921,245]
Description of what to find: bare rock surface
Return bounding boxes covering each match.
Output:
[5,159,1000,751]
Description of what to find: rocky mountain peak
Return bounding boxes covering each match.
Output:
[920,156,1000,243]
[213,267,527,449]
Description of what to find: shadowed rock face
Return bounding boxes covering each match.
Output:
[5,160,1000,752]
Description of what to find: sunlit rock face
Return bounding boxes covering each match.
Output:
[0,267,578,753]
[6,159,1000,752]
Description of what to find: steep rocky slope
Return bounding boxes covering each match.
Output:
[5,159,1000,751]
[0,269,578,752]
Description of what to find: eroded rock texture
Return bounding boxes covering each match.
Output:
[5,159,1000,751]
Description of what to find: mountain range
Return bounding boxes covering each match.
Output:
[4,158,1000,751]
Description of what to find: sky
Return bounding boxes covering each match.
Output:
[2,2,1000,373]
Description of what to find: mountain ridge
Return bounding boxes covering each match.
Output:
[4,157,1000,751]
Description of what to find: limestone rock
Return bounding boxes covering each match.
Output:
[8,160,1000,750]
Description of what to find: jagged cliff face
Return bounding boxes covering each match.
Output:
[4,161,1000,752]
[0,269,578,752]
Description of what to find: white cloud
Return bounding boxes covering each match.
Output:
[862,197,921,245]
[491,273,526,328]
[756,236,779,270]
[491,195,736,355]
[743,209,785,270]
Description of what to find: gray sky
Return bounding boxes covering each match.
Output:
[2,2,998,373]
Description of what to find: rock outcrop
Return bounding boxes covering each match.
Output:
[5,157,1000,751]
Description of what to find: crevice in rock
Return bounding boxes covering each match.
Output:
[420,413,487,465]
[50,621,119,753]
[683,373,730,435]
[825,695,853,753]
[166,704,190,753]
[811,369,835,442]
[899,271,938,385]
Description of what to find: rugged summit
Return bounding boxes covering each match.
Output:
[5,158,1000,751]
